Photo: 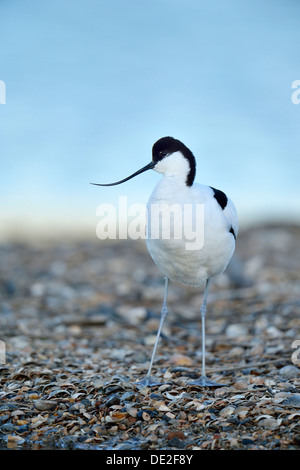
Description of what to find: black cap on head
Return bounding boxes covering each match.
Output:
[152,136,196,186]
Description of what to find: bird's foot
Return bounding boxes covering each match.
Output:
[134,375,172,388]
[187,375,227,387]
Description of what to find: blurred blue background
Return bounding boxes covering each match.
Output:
[1,0,300,240]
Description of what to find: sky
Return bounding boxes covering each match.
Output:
[1,0,300,241]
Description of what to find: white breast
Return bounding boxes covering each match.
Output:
[145,177,238,287]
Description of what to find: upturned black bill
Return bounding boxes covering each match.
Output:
[91,161,155,187]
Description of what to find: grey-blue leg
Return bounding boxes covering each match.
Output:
[135,276,171,387]
[189,279,225,387]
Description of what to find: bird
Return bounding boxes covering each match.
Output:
[92,136,238,387]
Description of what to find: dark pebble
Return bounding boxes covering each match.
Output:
[149,393,163,400]
[0,415,10,423]
[283,395,300,408]
[241,438,254,445]
[0,404,18,411]
[166,437,186,449]
[241,369,253,375]
[227,417,240,425]
[113,438,143,450]
[80,399,92,407]
[16,424,29,434]
[68,404,80,412]
[240,418,253,425]
[0,423,15,433]
[208,407,219,414]
[121,391,135,401]
[77,434,92,442]
[220,424,235,431]
[104,393,120,406]
[104,385,124,395]
[137,409,158,418]
[1,279,16,296]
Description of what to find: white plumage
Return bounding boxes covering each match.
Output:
[146,178,238,287]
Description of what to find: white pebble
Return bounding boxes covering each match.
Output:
[279,365,299,379]
[225,324,248,338]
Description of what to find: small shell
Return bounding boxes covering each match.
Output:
[219,406,235,418]
[34,400,58,411]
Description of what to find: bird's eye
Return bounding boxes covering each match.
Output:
[159,150,168,157]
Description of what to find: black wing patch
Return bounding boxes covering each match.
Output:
[229,226,236,240]
[210,186,228,210]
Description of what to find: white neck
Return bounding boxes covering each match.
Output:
[153,151,190,183]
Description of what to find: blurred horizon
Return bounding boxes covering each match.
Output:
[1,0,300,242]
